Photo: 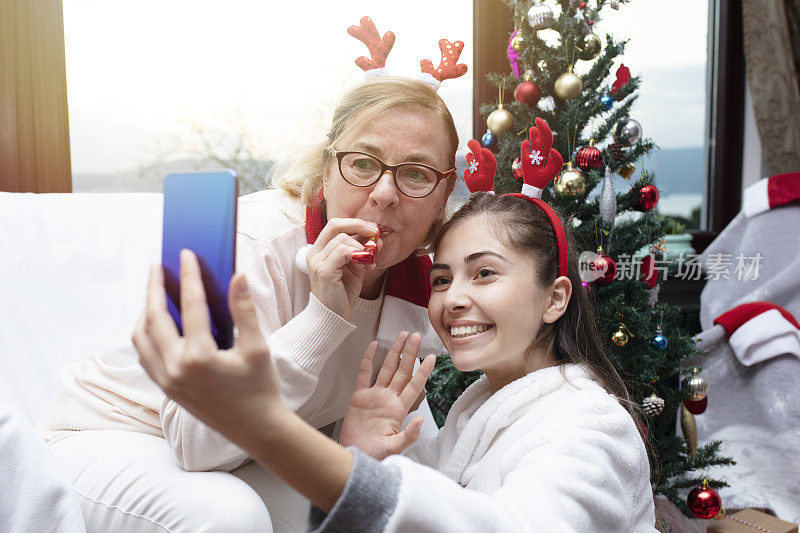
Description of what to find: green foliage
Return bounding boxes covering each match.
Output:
[427,0,733,516]
[427,354,481,427]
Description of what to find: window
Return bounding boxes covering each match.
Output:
[64,2,472,195]
[596,0,710,230]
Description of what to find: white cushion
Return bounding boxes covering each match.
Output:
[0,192,163,424]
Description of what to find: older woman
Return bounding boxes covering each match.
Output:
[37,77,458,533]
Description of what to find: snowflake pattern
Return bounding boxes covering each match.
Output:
[529,150,545,166]
[468,159,479,173]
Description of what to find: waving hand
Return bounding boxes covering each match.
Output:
[339,332,436,460]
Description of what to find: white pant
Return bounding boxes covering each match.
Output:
[1,403,85,532]
[48,430,309,533]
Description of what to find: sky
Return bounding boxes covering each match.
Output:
[63,0,710,175]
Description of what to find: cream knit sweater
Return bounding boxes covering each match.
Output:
[37,189,444,472]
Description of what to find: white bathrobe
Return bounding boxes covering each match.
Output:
[375,363,657,532]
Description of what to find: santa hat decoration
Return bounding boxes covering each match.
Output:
[742,171,800,218]
[348,17,467,91]
[713,301,800,366]
[463,118,567,278]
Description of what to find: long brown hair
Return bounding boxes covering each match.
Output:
[433,193,634,412]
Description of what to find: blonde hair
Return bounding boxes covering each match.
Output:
[274,77,459,207]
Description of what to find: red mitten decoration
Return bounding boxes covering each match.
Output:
[463,139,497,193]
[348,16,395,71]
[520,118,563,195]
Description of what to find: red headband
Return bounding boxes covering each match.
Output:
[463,118,567,278]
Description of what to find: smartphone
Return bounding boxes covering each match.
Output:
[161,170,238,349]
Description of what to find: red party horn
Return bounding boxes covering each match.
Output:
[351,228,381,264]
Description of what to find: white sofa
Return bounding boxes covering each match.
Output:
[0,192,163,423]
[1,192,164,531]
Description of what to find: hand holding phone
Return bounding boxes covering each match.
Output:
[161,170,238,349]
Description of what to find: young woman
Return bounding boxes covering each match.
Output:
[136,120,658,531]
[37,77,459,532]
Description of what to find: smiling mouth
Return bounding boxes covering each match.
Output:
[449,324,494,338]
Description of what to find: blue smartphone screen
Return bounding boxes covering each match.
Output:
[161,171,238,349]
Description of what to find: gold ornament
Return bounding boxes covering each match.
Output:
[618,163,635,179]
[577,32,602,61]
[612,325,629,346]
[554,68,583,100]
[680,403,698,457]
[512,31,525,51]
[486,105,514,136]
[683,367,709,401]
[554,161,586,198]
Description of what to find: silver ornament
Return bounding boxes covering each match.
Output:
[611,0,620,9]
[613,117,643,146]
[599,166,617,223]
[527,1,555,31]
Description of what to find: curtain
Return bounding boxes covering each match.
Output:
[741,0,800,175]
[0,0,72,193]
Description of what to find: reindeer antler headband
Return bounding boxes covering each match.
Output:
[348,16,468,91]
[463,118,568,278]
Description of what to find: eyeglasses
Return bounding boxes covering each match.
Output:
[334,150,454,199]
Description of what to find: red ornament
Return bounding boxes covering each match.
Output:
[611,64,632,95]
[687,480,722,519]
[579,1,586,8]
[636,419,649,441]
[684,397,708,415]
[641,254,658,289]
[514,80,541,106]
[576,144,602,170]
[635,184,660,211]
[592,253,617,286]
[587,20,594,26]
[512,157,524,182]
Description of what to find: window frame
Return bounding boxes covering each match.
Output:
[693,0,744,251]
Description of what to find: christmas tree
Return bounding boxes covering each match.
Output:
[427,0,734,517]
